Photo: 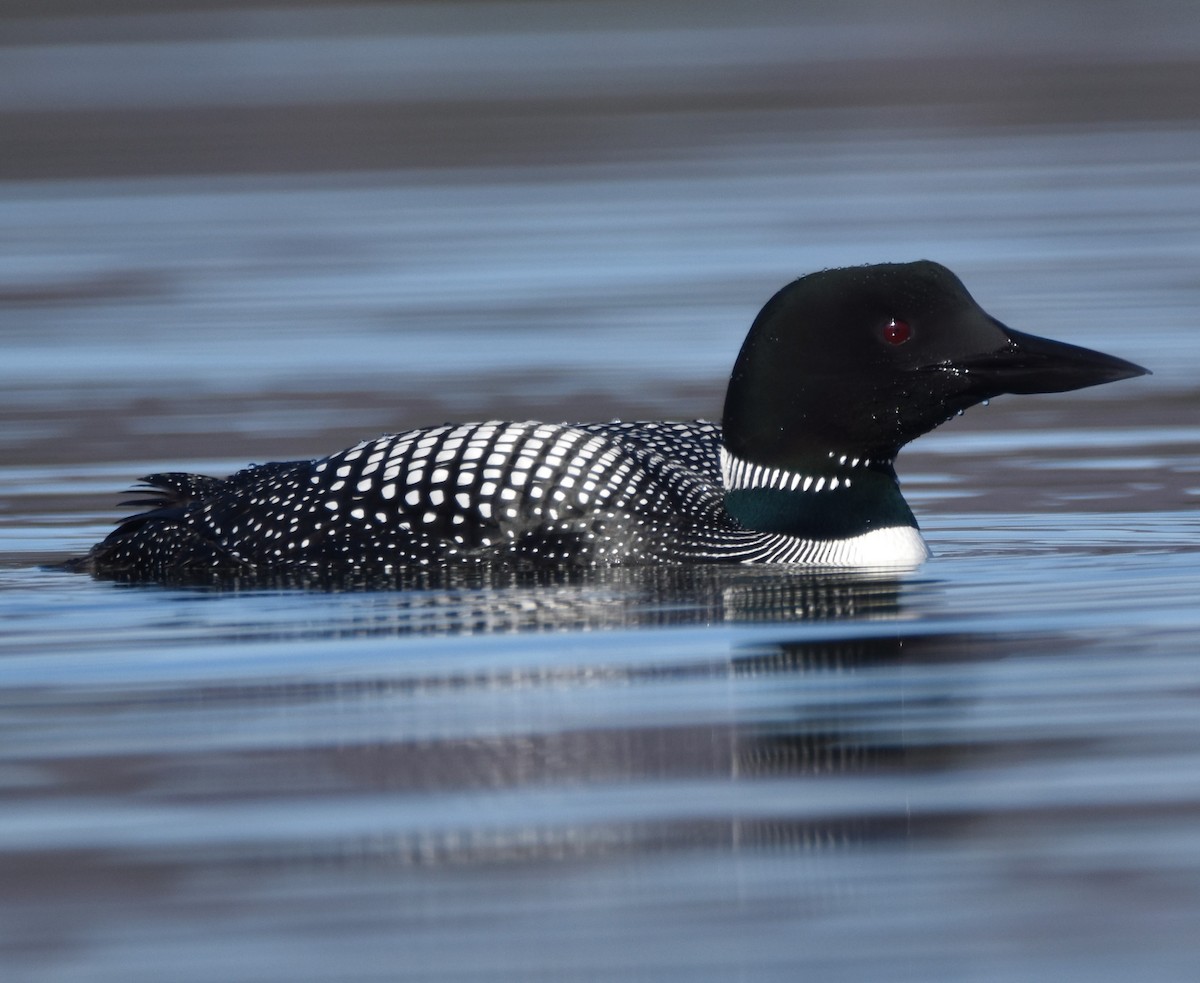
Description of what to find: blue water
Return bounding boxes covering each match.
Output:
[3,2,1200,980]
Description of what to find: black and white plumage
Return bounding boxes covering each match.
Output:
[89,420,915,574]
[75,261,1147,581]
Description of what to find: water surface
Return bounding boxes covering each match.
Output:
[2,2,1200,981]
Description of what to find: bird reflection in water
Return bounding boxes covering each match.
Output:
[152,566,991,870]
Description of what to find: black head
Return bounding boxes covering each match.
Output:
[721,261,1148,470]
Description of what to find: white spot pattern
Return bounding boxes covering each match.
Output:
[94,419,926,572]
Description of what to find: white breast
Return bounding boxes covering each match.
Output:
[796,524,931,568]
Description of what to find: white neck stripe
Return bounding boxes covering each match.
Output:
[721,447,883,494]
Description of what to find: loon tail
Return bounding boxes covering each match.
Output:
[118,472,227,511]
[66,472,235,575]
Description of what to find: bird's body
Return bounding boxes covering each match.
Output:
[91,420,928,576]
[74,261,1146,581]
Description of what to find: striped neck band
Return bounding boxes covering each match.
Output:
[720,447,885,494]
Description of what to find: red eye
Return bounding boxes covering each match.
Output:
[883,318,911,345]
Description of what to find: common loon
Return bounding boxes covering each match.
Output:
[74,261,1147,579]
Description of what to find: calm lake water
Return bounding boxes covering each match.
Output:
[3,2,1200,981]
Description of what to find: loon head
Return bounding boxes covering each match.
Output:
[722,260,1149,474]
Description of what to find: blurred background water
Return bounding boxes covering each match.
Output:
[1,2,1199,981]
